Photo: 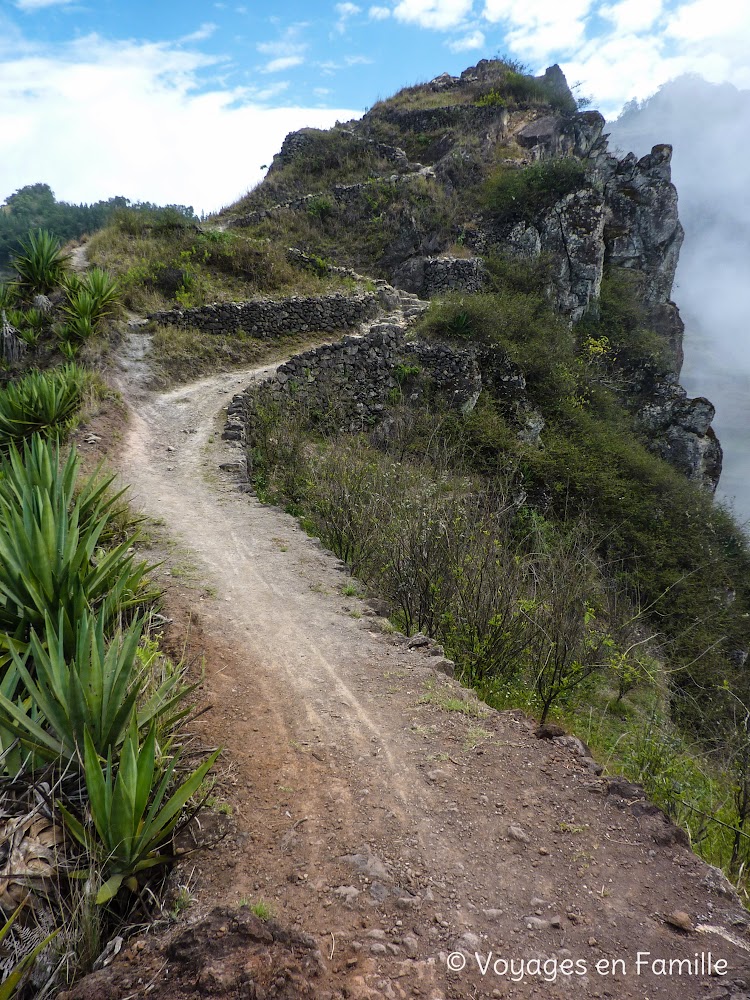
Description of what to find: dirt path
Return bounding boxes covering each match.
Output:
[103,326,750,1000]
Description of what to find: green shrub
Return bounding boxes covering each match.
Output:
[307,195,335,222]
[11,229,70,295]
[483,159,588,226]
[0,365,85,447]
[475,89,507,108]
[0,436,154,656]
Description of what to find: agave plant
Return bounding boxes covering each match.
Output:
[0,366,84,448]
[61,717,220,903]
[0,435,124,542]
[0,435,154,655]
[63,271,119,340]
[0,608,192,767]
[11,231,70,296]
[82,269,119,321]
[56,336,80,360]
[0,285,19,311]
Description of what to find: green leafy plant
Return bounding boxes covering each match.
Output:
[475,89,507,108]
[0,608,191,766]
[0,365,85,448]
[0,283,19,310]
[57,336,80,360]
[0,435,153,655]
[483,158,588,226]
[11,230,71,295]
[61,717,221,903]
[81,267,120,320]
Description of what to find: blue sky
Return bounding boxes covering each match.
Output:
[0,0,748,213]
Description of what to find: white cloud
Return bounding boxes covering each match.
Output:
[483,0,594,58]
[179,23,218,44]
[257,24,308,73]
[447,28,485,51]
[15,0,72,9]
[0,34,361,215]
[369,5,391,18]
[335,2,361,32]
[261,55,304,73]
[557,0,750,116]
[666,0,750,42]
[317,53,374,73]
[599,0,662,34]
[393,0,474,30]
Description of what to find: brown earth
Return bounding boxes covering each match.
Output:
[62,323,750,1000]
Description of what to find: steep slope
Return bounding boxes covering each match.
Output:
[607,75,750,521]
[223,58,720,491]
[61,317,750,1000]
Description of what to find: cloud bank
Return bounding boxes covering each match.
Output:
[0,33,359,215]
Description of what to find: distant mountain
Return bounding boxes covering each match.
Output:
[608,75,750,523]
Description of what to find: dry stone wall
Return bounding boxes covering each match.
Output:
[149,292,379,338]
[392,255,487,298]
[226,322,404,442]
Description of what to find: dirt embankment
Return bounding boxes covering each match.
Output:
[63,323,750,1000]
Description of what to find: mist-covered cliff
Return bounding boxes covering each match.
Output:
[608,75,750,522]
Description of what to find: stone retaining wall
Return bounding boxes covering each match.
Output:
[226,323,404,441]
[377,104,508,135]
[149,292,379,337]
[392,255,487,298]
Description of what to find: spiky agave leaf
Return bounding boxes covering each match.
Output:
[0,366,85,449]
[0,435,155,654]
[60,718,220,904]
[0,608,192,765]
[11,231,70,296]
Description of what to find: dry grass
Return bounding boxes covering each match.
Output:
[87,223,352,313]
[147,323,340,388]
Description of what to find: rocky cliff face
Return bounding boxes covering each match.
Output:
[244,59,723,491]
[367,65,722,491]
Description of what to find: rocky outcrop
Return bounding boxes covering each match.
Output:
[600,144,685,372]
[244,61,721,492]
[602,144,683,302]
[516,111,606,161]
[500,187,606,322]
[638,386,723,491]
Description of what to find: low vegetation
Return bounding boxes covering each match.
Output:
[482,158,588,225]
[147,323,327,388]
[367,58,576,116]
[245,261,750,892]
[87,210,355,313]
[0,228,219,992]
[0,183,196,270]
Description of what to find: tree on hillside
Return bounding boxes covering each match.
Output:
[0,184,196,268]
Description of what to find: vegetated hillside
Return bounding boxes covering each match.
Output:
[607,75,750,522]
[225,59,750,887]
[0,183,197,270]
